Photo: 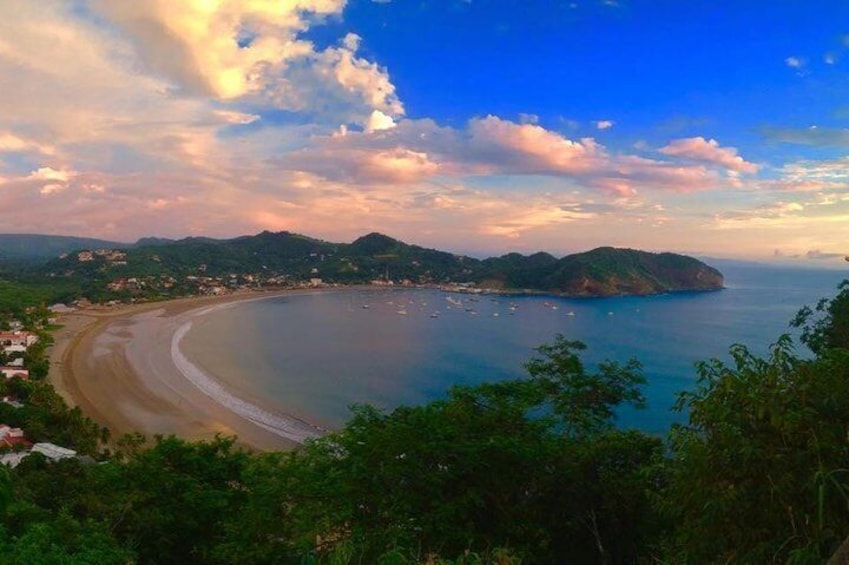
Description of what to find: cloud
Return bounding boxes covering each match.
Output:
[659,137,759,174]
[806,249,844,260]
[0,133,55,156]
[88,2,403,126]
[785,56,805,69]
[0,0,821,257]
[467,116,605,174]
[595,120,615,130]
[213,110,261,125]
[275,115,746,198]
[364,109,397,133]
[762,125,849,147]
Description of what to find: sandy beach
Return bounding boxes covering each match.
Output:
[48,292,324,451]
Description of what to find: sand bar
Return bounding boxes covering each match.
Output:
[49,292,326,451]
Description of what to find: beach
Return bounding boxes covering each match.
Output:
[48,292,323,452]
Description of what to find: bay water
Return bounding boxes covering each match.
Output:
[179,263,848,435]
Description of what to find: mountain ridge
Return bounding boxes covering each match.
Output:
[23,230,723,299]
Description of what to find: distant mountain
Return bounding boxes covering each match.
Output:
[545,247,724,295]
[478,247,722,295]
[34,230,723,299]
[133,237,176,247]
[0,234,129,260]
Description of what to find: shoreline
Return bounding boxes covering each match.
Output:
[48,290,329,451]
[45,283,727,453]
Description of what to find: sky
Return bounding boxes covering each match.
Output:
[1,1,848,265]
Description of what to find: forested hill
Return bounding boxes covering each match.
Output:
[478,246,725,296]
[28,230,722,299]
[0,234,129,260]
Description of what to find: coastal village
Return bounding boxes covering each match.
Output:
[0,321,85,469]
[62,246,480,300]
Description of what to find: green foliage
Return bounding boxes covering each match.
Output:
[0,516,134,564]
[522,335,646,437]
[260,336,661,563]
[98,434,251,564]
[4,280,849,562]
[666,336,849,562]
[793,279,849,354]
[25,231,723,301]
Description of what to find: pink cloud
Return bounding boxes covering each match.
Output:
[467,115,604,174]
[276,116,745,197]
[659,137,759,174]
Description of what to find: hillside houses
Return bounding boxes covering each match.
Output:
[0,441,79,468]
[0,425,30,450]
[0,331,38,353]
[0,367,29,380]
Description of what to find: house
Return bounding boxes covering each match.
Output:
[31,443,77,461]
[0,425,31,450]
[48,303,76,314]
[0,452,27,468]
[0,331,38,352]
[1,396,23,408]
[0,367,29,380]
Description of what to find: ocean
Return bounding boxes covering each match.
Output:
[178,262,848,436]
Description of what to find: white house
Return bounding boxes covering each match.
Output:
[31,443,77,461]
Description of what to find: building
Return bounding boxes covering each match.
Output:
[0,331,38,353]
[0,452,27,468]
[31,443,77,461]
[0,367,29,380]
[0,425,31,450]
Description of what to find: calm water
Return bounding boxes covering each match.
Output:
[180,263,848,435]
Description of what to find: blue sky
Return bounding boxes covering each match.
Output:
[0,0,847,265]
[330,1,849,157]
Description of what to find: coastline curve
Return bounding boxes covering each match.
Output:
[171,321,322,443]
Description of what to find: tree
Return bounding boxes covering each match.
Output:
[666,334,849,562]
[793,279,849,354]
[257,335,662,563]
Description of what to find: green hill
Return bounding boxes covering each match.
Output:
[32,231,723,300]
[0,234,129,260]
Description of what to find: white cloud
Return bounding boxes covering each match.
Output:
[785,56,804,68]
[595,120,615,130]
[88,1,403,126]
[365,110,398,133]
[659,137,759,174]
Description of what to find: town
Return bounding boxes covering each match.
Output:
[0,314,93,468]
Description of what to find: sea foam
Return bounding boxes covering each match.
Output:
[171,321,322,444]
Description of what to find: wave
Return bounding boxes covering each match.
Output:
[170,321,322,444]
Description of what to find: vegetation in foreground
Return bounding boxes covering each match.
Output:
[0,282,847,563]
